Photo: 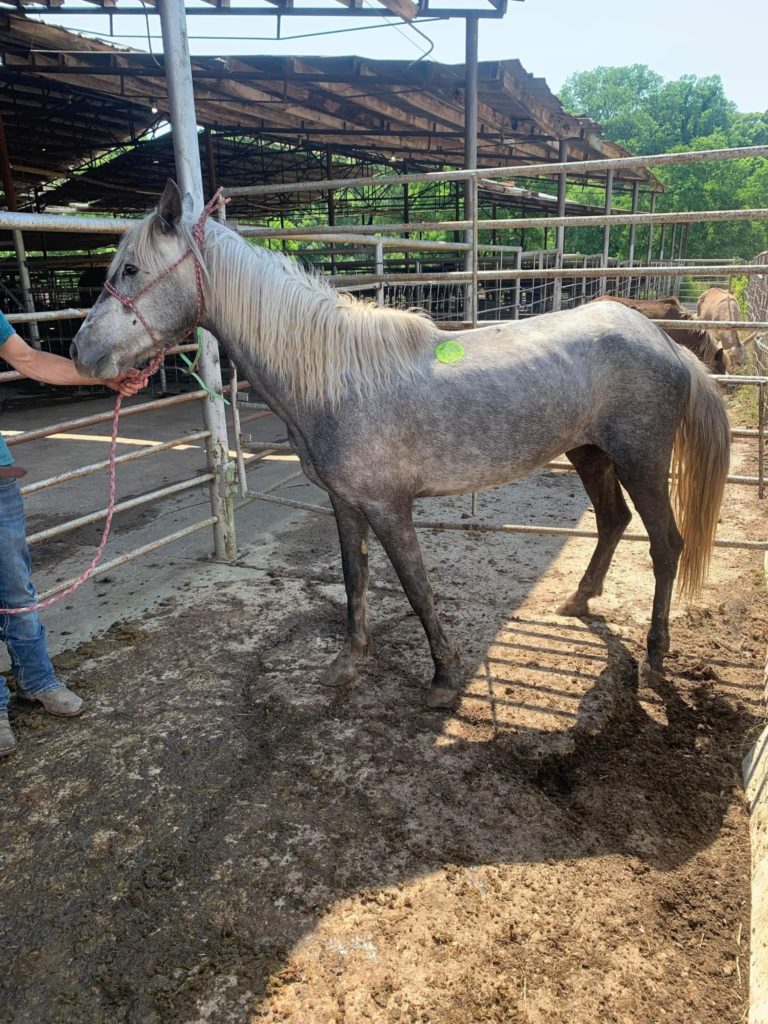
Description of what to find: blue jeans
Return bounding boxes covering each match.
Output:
[0,478,59,711]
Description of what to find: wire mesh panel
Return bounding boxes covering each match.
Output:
[747,251,768,376]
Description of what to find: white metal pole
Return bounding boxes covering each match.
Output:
[158,0,236,561]
[600,168,614,296]
[626,180,640,298]
[464,15,479,324]
[552,138,568,311]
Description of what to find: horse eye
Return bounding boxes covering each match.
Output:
[123,264,139,277]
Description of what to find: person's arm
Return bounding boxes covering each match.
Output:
[0,332,144,396]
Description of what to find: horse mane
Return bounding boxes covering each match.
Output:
[113,213,436,407]
[676,325,722,369]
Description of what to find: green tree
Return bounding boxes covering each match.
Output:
[559,66,768,259]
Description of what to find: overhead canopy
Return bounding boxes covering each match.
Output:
[0,0,507,24]
[0,12,661,216]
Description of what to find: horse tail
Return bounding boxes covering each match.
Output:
[671,349,730,600]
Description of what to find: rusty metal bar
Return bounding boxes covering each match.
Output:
[551,139,568,312]
[6,308,90,324]
[237,224,470,251]
[225,206,768,243]
[599,169,614,297]
[0,211,129,233]
[0,343,200,384]
[20,430,210,496]
[27,474,214,547]
[242,441,293,453]
[223,145,768,197]
[760,381,766,500]
[5,389,208,446]
[37,518,218,602]
[325,263,768,288]
[229,361,249,499]
[241,487,768,551]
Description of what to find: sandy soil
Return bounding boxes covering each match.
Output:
[0,431,765,1024]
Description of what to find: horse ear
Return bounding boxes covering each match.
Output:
[158,179,183,232]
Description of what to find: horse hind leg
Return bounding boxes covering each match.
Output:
[614,460,683,685]
[558,445,632,617]
[319,495,372,688]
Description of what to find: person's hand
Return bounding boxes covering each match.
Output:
[104,368,147,397]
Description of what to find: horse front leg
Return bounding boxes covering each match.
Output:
[362,501,462,710]
[319,495,372,689]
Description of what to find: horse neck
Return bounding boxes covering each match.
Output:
[200,222,433,409]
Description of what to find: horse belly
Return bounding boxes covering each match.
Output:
[412,435,582,498]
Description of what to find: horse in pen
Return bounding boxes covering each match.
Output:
[71,182,731,710]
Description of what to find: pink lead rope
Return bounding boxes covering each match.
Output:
[0,189,226,617]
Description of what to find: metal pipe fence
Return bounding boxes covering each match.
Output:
[3,142,768,611]
[225,142,768,552]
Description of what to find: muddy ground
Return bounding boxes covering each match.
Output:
[0,438,765,1024]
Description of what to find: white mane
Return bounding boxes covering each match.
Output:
[112,214,436,407]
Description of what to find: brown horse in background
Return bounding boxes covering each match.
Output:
[696,287,757,368]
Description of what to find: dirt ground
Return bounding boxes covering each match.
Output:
[1,430,765,1024]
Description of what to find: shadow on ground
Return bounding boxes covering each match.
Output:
[0,474,761,1024]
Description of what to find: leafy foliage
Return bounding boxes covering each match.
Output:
[559,66,768,260]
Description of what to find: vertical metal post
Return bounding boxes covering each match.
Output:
[470,176,479,326]
[464,19,479,516]
[159,0,237,561]
[646,191,656,292]
[229,361,249,499]
[402,169,410,270]
[374,241,384,306]
[552,138,568,311]
[204,126,217,195]
[326,146,337,275]
[759,381,765,500]
[627,180,640,298]
[659,222,667,261]
[513,249,522,319]
[0,113,40,348]
[600,169,614,297]
[464,14,479,324]
[627,181,640,264]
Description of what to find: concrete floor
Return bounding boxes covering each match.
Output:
[1,389,328,663]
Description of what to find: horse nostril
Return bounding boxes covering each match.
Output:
[69,342,78,361]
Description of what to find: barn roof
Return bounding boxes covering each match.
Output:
[0,0,506,24]
[0,12,661,216]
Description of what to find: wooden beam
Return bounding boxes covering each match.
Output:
[374,0,418,20]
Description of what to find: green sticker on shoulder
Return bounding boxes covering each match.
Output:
[435,340,465,365]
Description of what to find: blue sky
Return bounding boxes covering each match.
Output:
[44,0,768,112]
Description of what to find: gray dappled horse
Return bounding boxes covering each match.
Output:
[72,182,730,711]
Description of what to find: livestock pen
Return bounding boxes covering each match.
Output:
[1,0,768,1012]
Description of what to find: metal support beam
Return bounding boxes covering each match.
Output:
[0,113,40,349]
[600,168,614,296]
[158,0,236,562]
[646,192,657,295]
[463,14,479,324]
[627,179,639,297]
[551,138,568,311]
[628,180,640,263]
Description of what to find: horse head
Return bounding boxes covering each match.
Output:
[71,180,202,379]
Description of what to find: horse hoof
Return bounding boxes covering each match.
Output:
[318,653,359,689]
[557,595,590,617]
[638,660,664,688]
[425,685,461,710]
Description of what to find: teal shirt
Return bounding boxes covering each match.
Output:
[0,311,16,465]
